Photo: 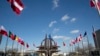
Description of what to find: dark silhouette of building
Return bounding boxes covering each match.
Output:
[37,34,60,56]
[93,29,100,49]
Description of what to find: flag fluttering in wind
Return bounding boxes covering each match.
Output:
[90,0,100,15]
[20,40,25,46]
[83,31,87,37]
[76,34,82,43]
[71,39,76,44]
[0,26,8,36]
[9,31,16,40]
[69,39,76,46]
[90,0,95,7]
[7,0,24,15]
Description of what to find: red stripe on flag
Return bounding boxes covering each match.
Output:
[7,0,24,14]
[0,26,8,36]
[90,0,95,7]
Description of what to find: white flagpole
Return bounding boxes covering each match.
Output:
[5,36,9,56]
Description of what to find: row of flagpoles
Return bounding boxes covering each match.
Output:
[61,26,98,56]
[0,26,30,53]
[0,25,98,55]
[1,0,99,15]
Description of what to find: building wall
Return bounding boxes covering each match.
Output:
[94,29,100,49]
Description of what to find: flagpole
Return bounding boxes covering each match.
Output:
[17,42,19,52]
[11,40,15,56]
[86,34,90,56]
[23,46,25,56]
[16,42,19,56]
[81,38,85,55]
[77,42,80,56]
[5,36,9,56]
[72,45,74,52]
[19,44,22,56]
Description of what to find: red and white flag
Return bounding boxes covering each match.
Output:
[70,39,76,45]
[7,0,24,14]
[90,0,95,7]
[76,34,82,43]
[0,26,8,36]
[90,0,100,15]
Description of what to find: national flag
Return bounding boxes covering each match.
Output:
[0,26,8,36]
[83,31,87,37]
[15,36,21,42]
[63,42,66,46]
[20,40,25,46]
[0,34,2,44]
[15,36,19,41]
[71,39,76,44]
[90,0,100,15]
[7,0,24,14]
[90,0,95,7]
[9,31,16,40]
[70,39,75,46]
[26,43,29,48]
[75,34,82,43]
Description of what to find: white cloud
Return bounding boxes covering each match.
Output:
[52,28,59,33]
[49,21,57,27]
[61,14,69,22]
[70,18,76,22]
[70,30,79,34]
[52,0,59,9]
[53,35,70,40]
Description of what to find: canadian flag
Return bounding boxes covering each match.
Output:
[7,0,24,14]
[0,26,8,36]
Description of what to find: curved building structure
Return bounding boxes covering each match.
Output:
[37,34,60,56]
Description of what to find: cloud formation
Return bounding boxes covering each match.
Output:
[61,14,69,22]
[52,0,59,9]
[70,30,79,34]
[49,21,57,27]
[53,35,70,40]
[70,18,76,22]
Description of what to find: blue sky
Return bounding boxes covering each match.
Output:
[0,0,100,52]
